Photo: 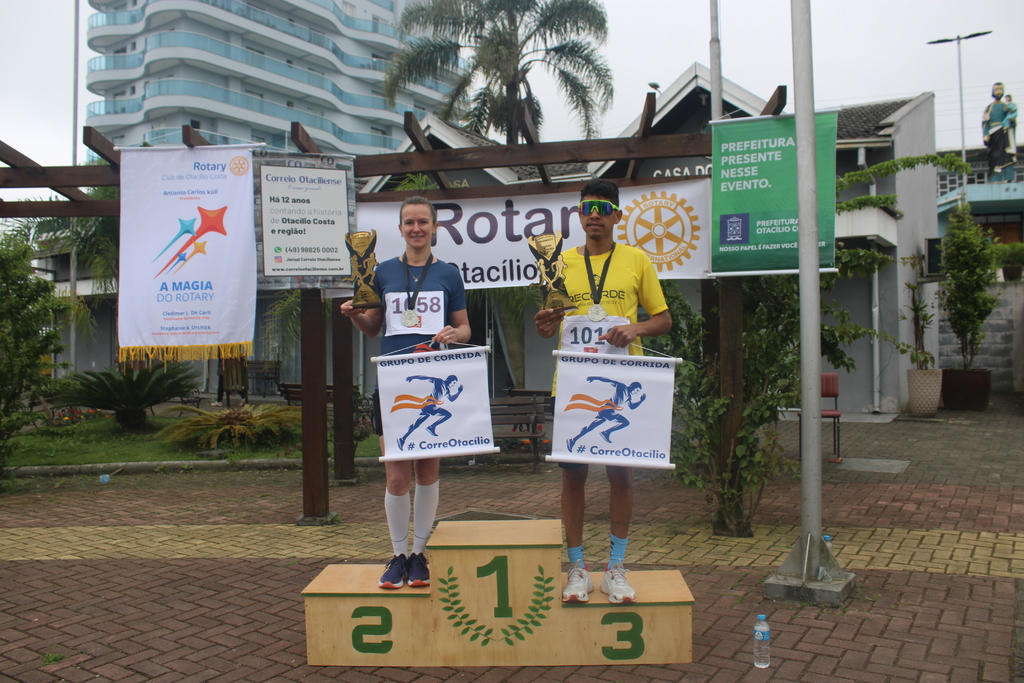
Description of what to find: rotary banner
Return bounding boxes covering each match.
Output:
[118,145,259,361]
[548,351,678,470]
[373,346,499,461]
[356,180,710,289]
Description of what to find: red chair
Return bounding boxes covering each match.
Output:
[797,373,842,463]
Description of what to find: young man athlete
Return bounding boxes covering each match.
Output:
[534,179,671,604]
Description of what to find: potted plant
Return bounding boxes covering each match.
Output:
[937,202,998,411]
[991,241,1024,282]
[898,255,942,417]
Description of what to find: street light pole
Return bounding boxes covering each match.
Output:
[927,31,992,192]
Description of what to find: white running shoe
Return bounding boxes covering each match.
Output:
[601,561,636,604]
[562,559,593,603]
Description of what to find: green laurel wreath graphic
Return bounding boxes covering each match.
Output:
[436,564,555,647]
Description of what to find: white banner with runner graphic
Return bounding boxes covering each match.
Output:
[118,144,259,361]
[356,180,710,289]
[373,346,499,461]
[549,351,679,470]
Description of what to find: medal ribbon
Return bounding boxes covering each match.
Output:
[583,244,615,306]
[402,255,434,311]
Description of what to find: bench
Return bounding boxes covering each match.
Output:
[248,360,282,397]
[490,394,553,471]
[279,382,334,406]
[178,388,203,415]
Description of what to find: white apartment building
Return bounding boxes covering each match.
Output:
[85,0,454,154]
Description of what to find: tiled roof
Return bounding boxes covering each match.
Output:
[836,99,912,140]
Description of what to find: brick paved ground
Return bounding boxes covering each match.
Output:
[1,396,1023,681]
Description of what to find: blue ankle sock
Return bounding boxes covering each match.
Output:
[567,545,584,565]
[609,533,627,565]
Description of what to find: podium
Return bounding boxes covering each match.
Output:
[303,520,693,666]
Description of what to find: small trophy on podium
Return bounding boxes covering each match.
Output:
[526,233,577,313]
[345,230,382,309]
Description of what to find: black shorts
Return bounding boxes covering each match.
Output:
[372,388,383,436]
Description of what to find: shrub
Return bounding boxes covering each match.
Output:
[157,404,302,448]
[938,202,998,369]
[0,233,74,473]
[58,363,200,430]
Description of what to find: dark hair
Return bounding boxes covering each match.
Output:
[580,179,620,206]
[400,196,437,223]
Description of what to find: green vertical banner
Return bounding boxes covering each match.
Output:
[711,113,838,273]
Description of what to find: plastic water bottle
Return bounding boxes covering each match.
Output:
[823,534,833,551]
[753,614,770,668]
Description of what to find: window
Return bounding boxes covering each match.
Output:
[287,100,294,108]
[370,126,388,137]
[113,90,126,98]
[113,47,127,55]
[244,89,265,99]
[130,41,136,51]
[342,2,356,15]
[190,119,201,130]
[245,45,265,55]
[129,86,136,95]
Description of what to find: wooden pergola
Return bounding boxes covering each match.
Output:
[0,87,785,523]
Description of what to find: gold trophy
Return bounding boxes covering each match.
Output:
[345,230,382,309]
[527,233,577,313]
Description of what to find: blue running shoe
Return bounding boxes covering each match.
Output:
[379,554,408,589]
[408,552,430,586]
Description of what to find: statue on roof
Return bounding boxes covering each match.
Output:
[982,82,1018,183]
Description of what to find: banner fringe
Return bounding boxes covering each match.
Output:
[118,342,253,362]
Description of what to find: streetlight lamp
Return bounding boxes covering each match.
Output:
[927,31,992,191]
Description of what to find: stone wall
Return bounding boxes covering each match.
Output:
[938,280,1023,391]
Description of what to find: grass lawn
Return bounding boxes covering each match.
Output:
[6,412,382,468]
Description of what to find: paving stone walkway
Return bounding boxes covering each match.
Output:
[1,395,1023,682]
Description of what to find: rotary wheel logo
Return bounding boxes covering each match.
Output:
[618,191,700,272]
[228,156,250,176]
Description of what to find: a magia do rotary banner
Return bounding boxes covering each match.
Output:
[118,145,259,361]
[549,351,679,470]
[373,347,499,461]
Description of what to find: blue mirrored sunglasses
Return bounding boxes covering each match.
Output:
[578,200,620,216]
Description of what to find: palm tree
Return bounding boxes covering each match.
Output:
[383,0,614,144]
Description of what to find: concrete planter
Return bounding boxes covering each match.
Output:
[941,368,992,411]
[905,368,942,417]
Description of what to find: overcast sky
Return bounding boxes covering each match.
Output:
[2,0,1022,203]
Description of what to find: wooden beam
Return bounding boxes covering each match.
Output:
[403,112,451,190]
[182,125,211,147]
[291,122,322,154]
[0,199,118,218]
[299,288,331,522]
[354,173,709,203]
[516,101,551,184]
[0,140,93,201]
[354,133,711,178]
[83,127,120,166]
[626,92,658,180]
[0,165,119,189]
[760,86,787,116]
[332,300,356,482]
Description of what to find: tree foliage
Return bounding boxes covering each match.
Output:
[938,202,998,369]
[58,363,200,430]
[383,0,614,143]
[0,233,75,472]
[658,249,896,536]
[835,153,969,215]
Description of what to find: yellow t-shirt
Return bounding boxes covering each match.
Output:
[560,243,668,357]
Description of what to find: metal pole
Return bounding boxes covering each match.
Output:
[709,0,723,121]
[70,0,81,373]
[791,0,822,542]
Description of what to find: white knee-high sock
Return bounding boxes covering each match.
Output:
[384,491,411,557]
[411,481,439,554]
